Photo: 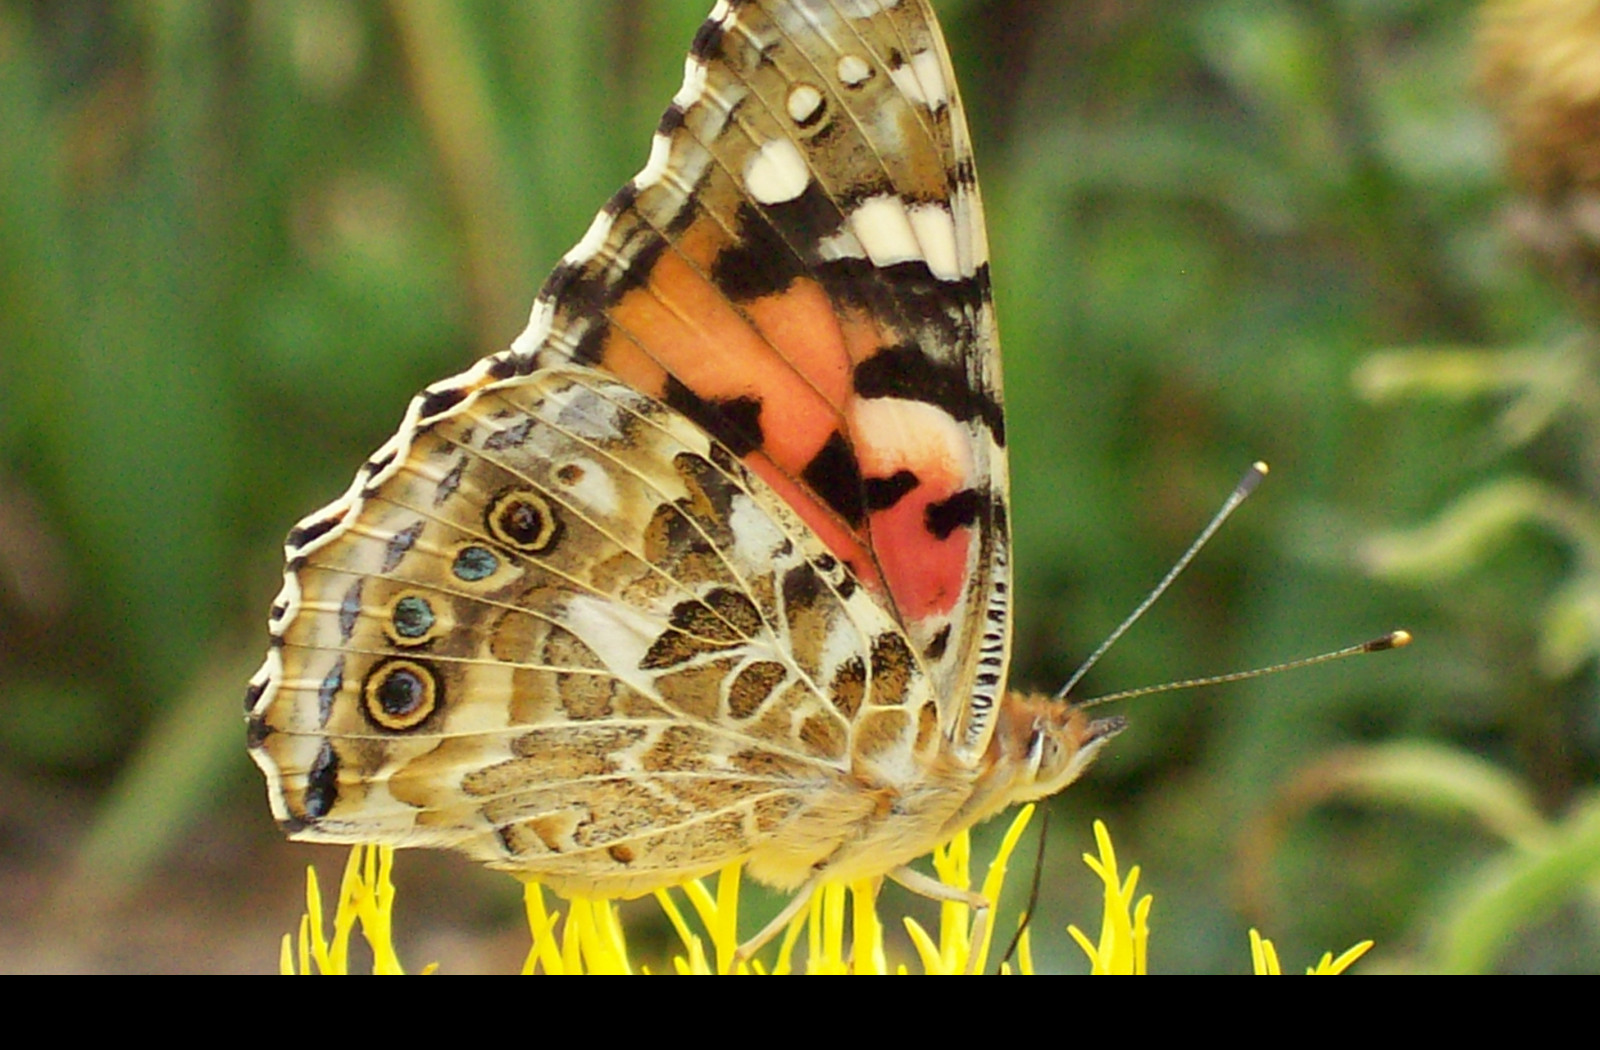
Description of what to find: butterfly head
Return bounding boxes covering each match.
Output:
[982,693,1127,810]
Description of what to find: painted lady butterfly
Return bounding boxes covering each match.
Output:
[246,0,1125,939]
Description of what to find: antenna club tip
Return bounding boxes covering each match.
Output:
[1365,629,1412,652]
[1237,462,1270,497]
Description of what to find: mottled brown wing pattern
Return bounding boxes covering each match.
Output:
[250,368,943,894]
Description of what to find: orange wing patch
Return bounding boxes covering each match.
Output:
[586,212,898,595]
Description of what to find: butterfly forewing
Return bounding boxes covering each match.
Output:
[514,0,1010,756]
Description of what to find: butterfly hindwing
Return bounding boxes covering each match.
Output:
[251,367,949,893]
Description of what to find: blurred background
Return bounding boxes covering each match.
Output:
[3,0,1598,973]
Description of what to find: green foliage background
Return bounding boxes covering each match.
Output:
[2,0,1595,972]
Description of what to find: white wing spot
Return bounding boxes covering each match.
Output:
[744,138,810,205]
[673,56,709,109]
[950,180,988,271]
[554,458,620,518]
[908,202,961,280]
[511,297,555,357]
[786,83,824,125]
[729,492,791,565]
[636,133,673,188]
[836,53,873,87]
[818,616,868,692]
[561,209,615,268]
[850,397,975,485]
[887,61,924,105]
[562,596,663,696]
[849,194,922,268]
[818,226,867,262]
[910,49,950,111]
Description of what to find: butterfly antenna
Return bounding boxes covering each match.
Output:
[1055,462,1270,701]
[995,806,1050,974]
[1076,630,1411,709]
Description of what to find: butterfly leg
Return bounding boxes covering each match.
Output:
[888,866,992,974]
[734,877,819,968]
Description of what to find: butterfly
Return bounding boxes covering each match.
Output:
[246,0,1125,950]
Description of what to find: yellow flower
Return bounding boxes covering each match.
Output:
[1067,819,1151,974]
[1249,929,1375,975]
[283,808,1040,974]
[528,804,1042,974]
[281,811,1373,974]
[281,844,412,975]
[1066,818,1375,975]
